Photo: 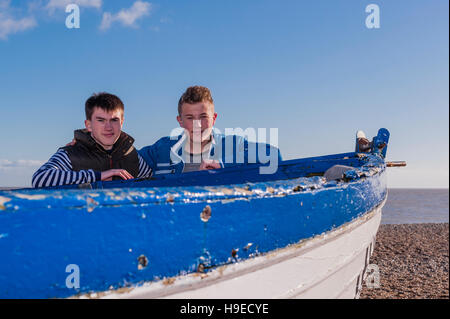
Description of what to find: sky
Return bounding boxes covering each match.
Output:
[0,0,448,188]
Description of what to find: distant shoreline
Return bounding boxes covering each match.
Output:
[388,188,449,190]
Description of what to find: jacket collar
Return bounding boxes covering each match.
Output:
[73,129,134,156]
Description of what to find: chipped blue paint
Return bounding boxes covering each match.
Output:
[0,149,388,298]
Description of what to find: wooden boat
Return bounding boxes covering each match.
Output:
[0,129,391,299]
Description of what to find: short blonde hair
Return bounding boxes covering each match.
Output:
[178,86,214,115]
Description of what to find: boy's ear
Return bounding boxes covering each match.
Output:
[176,115,183,127]
[85,119,92,132]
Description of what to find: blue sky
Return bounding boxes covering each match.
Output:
[0,0,448,188]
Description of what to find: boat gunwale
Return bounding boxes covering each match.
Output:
[0,152,385,212]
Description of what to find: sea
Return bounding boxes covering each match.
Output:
[381,189,449,225]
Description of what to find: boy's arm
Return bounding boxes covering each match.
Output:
[136,154,153,178]
[32,149,100,188]
[138,144,158,172]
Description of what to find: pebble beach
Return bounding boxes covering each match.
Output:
[360,223,449,299]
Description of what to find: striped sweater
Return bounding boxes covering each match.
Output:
[32,149,152,188]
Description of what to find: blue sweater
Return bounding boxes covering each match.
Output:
[139,131,282,175]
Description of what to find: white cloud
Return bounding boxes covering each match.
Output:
[46,0,102,11]
[0,1,37,39]
[0,14,36,39]
[0,1,153,39]
[100,1,151,31]
[0,159,44,170]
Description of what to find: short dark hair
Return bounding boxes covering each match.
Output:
[85,92,124,120]
[178,86,214,115]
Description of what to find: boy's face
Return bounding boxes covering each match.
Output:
[85,107,124,150]
[177,102,217,142]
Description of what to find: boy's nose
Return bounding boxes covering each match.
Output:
[193,120,202,128]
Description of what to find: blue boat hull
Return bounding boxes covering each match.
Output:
[0,152,387,298]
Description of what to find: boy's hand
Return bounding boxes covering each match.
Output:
[101,169,134,181]
[199,159,221,170]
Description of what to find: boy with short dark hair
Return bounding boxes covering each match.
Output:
[32,92,152,188]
